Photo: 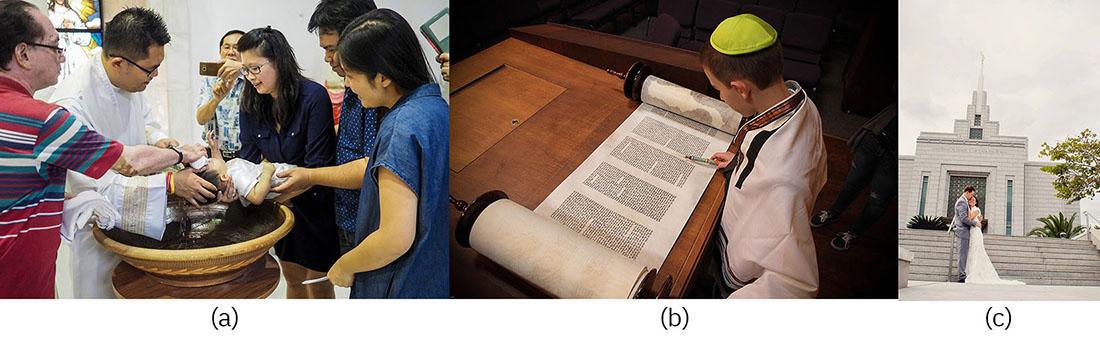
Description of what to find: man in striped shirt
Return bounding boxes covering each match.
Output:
[0,1,204,298]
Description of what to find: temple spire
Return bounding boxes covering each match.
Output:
[977,51,985,91]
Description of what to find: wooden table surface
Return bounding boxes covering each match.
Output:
[112,253,280,299]
[450,26,727,298]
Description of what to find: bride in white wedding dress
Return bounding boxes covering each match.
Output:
[964,196,1025,285]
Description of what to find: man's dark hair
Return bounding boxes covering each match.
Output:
[103,7,170,60]
[219,29,245,49]
[0,0,45,71]
[307,0,377,34]
[700,41,784,90]
[964,185,976,193]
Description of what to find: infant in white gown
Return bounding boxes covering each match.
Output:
[224,159,296,206]
[202,132,296,206]
[964,206,1026,285]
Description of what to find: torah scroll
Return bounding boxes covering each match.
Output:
[460,75,740,298]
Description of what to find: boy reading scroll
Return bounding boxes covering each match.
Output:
[701,14,828,298]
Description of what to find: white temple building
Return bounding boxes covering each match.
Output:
[898,57,1080,236]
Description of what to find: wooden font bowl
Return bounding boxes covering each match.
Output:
[92,204,293,287]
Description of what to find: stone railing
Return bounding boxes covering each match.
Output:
[1091,228,1100,250]
[1085,212,1100,249]
[898,246,914,289]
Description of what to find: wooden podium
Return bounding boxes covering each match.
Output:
[450,24,730,298]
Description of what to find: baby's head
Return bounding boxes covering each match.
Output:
[199,168,229,192]
[199,159,228,193]
[205,157,227,176]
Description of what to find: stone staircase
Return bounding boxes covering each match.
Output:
[899,228,1100,286]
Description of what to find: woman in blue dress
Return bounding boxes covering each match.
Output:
[236,27,340,298]
[322,9,450,298]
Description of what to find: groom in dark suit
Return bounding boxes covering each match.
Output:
[953,185,979,282]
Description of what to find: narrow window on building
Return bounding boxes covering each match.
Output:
[1006,180,1013,235]
[969,128,983,140]
[974,114,981,126]
[919,176,929,216]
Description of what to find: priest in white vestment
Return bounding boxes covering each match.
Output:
[50,8,224,298]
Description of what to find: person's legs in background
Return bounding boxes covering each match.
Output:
[811,136,877,229]
[830,146,897,251]
[281,260,335,299]
[280,260,309,299]
[305,268,335,299]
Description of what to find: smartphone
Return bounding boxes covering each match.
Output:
[420,8,449,55]
[199,62,224,77]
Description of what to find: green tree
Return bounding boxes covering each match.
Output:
[1028,212,1084,239]
[1040,129,1100,202]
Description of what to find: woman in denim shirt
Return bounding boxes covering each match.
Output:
[322,9,449,298]
[236,27,340,298]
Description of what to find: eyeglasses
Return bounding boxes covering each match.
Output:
[109,54,158,78]
[26,42,64,56]
[240,62,269,76]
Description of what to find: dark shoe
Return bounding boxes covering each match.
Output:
[956,275,966,283]
[830,232,856,251]
[811,210,839,228]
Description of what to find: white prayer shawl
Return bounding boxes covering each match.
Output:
[49,51,170,298]
[718,81,827,299]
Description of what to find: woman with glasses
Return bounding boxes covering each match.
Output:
[325,9,449,298]
[236,26,340,299]
[195,29,246,160]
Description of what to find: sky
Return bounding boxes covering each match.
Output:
[900,0,1100,224]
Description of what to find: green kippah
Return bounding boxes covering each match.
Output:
[709,14,777,55]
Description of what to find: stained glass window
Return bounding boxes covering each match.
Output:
[48,0,102,82]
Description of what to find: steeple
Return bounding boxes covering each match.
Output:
[977,51,984,92]
[970,52,988,108]
[966,52,991,140]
